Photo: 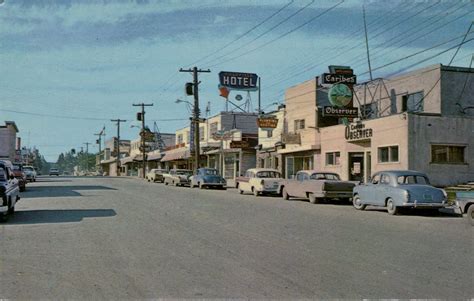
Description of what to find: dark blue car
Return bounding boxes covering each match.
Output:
[190,168,227,190]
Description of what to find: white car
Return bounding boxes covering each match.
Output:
[236,168,283,196]
[23,165,37,182]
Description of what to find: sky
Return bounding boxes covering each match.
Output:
[0,0,473,161]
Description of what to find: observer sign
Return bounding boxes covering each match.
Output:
[323,106,358,118]
[219,71,258,91]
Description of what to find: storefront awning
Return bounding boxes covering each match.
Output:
[161,149,190,162]
[100,158,116,165]
[277,144,320,154]
[121,154,143,165]
[147,152,162,161]
[204,148,241,155]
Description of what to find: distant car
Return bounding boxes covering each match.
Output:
[49,168,60,176]
[279,170,355,203]
[236,168,282,196]
[0,162,20,222]
[190,168,226,189]
[163,169,192,186]
[455,191,474,226]
[11,164,26,192]
[353,170,447,215]
[23,165,37,182]
[146,169,167,183]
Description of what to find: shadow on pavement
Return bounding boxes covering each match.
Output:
[364,207,461,218]
[23,185,117,198]
[7,209,117,225]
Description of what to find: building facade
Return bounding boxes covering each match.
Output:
[0,121,19,162]
[317,64,474,186]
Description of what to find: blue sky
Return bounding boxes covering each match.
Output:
[0,0,472,161]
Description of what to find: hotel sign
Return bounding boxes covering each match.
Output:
[345,123,373,141]
[323,106,358,118]
[219,71,258,91]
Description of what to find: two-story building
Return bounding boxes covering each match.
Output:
[100,137,131,176]
[318,64,474,186]
[256,104,286,175]
[0,121,19,162]
[160,111,258,184]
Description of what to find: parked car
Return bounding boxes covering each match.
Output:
[455,191,474,226]
[353,170,447,215]
[237,168,282,196]
[163,169,193,186]
[23,165,37,182]
[146,169,168,183]
[279,170,355,204]
[49,168,60,176]
[11,164,26,192]
[190,168,227,189]
[0,162,20,222]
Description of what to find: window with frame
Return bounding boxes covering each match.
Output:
[361,103,378,119]
[431,145,465,164]
[209,122,218,136]
[199,126,205,141]
[294,119,305,130]
[266,129,273,138]
[402,91,424,113]
[378,146,399,163]
[177,134,183,144]
[325,152,341,165]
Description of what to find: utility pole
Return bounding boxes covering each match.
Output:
[83,142,91,173]
[133,103,154,178]
[94,128,105,174]
[363,4,373,81]
[111,119,127,176]
[179,66,211,173]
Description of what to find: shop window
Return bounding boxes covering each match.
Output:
[294,119,305,130]
[402,91,424,113]
[286,157,294,179]
[431,145,465,164]
[378,146,399,163]
[325,152,341,166]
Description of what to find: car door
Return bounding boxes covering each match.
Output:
[296,172,309,198]
[240,171,252,192]
[362,173,381,204]
[374,173,391,206]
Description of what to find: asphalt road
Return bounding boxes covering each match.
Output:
[1,176,472,299]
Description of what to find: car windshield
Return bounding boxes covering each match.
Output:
[256,171,281,178]
[24,167,34,171]
[397,175,430,185]
[310,173,341,180]
[176,171,191,175]
[203,169,218,175]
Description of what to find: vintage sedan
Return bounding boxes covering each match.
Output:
[236,168,282,196]
[353,170,447,215]
[279,170,355,203]
[146,168,168,183]
[163,169,193,187]
[190,168,227,189]
[0,162,20,222]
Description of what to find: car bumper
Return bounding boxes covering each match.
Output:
[400,201,447,208]
[258,187,280,194]
[319,191,353,198]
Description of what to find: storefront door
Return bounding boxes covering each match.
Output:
[348,152,364,182]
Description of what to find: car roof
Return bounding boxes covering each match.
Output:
[247,168,280,173]
[298,170,340,175]
[374,170,427,177]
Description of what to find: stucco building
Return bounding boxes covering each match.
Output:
[0,121,19,162]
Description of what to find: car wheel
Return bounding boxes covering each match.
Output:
[353,195,366,210]
[467,205,474,226]
[199,183,205,189]
[239,188,244,194]
[252,188,259,197]
[309,193,320,204]
[282,187,289,200]
[386,198,398,215]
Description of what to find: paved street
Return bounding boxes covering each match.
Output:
[1,176,472,299]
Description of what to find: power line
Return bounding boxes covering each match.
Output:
[185,0,294,67]
[208,1,344,68]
